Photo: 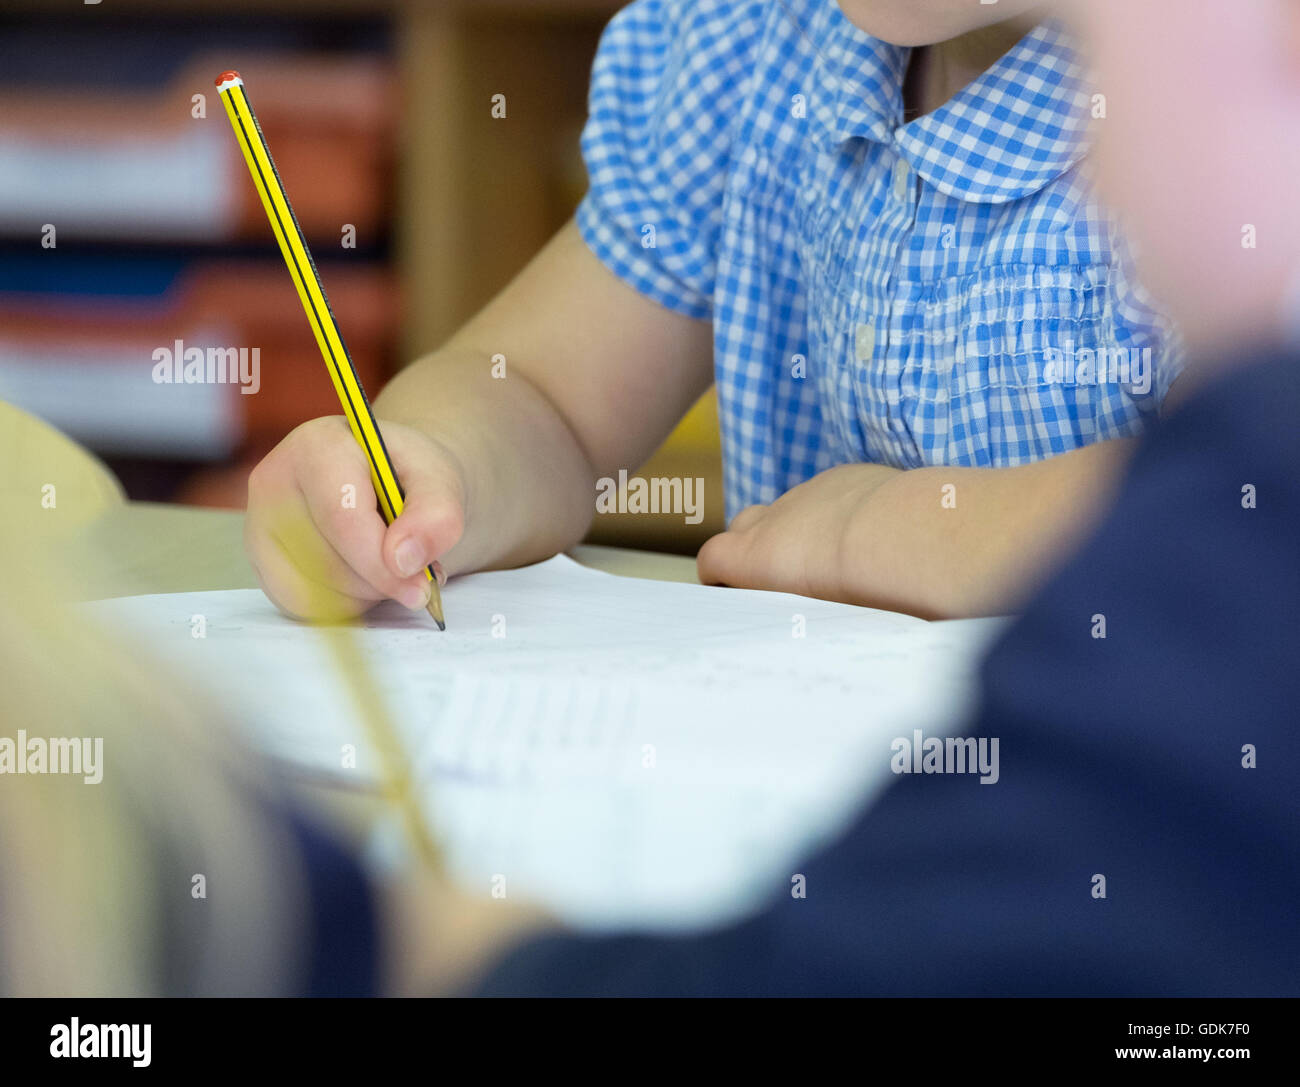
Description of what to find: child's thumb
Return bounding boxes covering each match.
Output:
[381,457,466,582]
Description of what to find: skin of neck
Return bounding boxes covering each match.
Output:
[911,13,1045,115]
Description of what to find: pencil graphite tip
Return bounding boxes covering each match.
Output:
[426,596,446,632]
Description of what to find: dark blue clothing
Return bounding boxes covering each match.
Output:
[476,349,1300,996]
[289,813,378,997]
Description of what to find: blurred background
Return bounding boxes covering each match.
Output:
[0,0,723,554]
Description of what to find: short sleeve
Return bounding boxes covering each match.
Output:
[576,0,762,319]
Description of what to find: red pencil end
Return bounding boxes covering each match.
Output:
[214,70,242,88]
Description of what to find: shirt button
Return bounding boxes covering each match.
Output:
[892,159,911,202]
[855,322,876,361]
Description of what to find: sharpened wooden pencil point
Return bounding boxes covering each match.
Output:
[426,593,445,631]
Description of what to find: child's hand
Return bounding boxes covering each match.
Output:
[244,416,467,621]
[697,463,900,604]
[699,442,1136,618]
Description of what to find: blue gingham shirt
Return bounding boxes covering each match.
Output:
[577,0,1183,519]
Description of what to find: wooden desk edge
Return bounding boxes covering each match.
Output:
[76,504,701,599]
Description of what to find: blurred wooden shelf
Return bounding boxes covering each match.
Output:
[395,0,625,358]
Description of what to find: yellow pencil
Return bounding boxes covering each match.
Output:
[215,69,445,630]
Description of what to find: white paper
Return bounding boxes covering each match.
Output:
[85,556,1008,931]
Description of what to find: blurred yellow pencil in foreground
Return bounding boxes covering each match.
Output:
[215,69,445,630]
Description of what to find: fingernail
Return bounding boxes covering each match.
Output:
[432,561,447,588]
[400,581,432,610]
[394,538,424,578]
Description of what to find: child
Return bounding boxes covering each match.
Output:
[465,0,1300,997]
[8,0,1294,1003]
[245,0,1182,621]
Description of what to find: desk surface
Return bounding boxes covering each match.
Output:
[74,502,700,601]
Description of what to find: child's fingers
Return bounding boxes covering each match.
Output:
[247,418,423,617]
[293,451,433,611]
[698,505,769,586]
[245,427,363,618]
[244,502,379,621]
[246,415,464,617]
[696,530,742,587]
[251,505,431,619]
[727,504,767,533]
[380,439,467,582]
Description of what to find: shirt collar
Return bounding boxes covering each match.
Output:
[805,10,1091,204]
[804,1,907,146]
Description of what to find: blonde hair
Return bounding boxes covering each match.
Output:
[0,513,310,995]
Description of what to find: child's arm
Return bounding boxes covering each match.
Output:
[245,220,712,619]
[697,438,1137,619]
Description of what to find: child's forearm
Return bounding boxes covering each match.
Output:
[698,439,1138,617]
[843,439,1138,617]
[375,347,597,574]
